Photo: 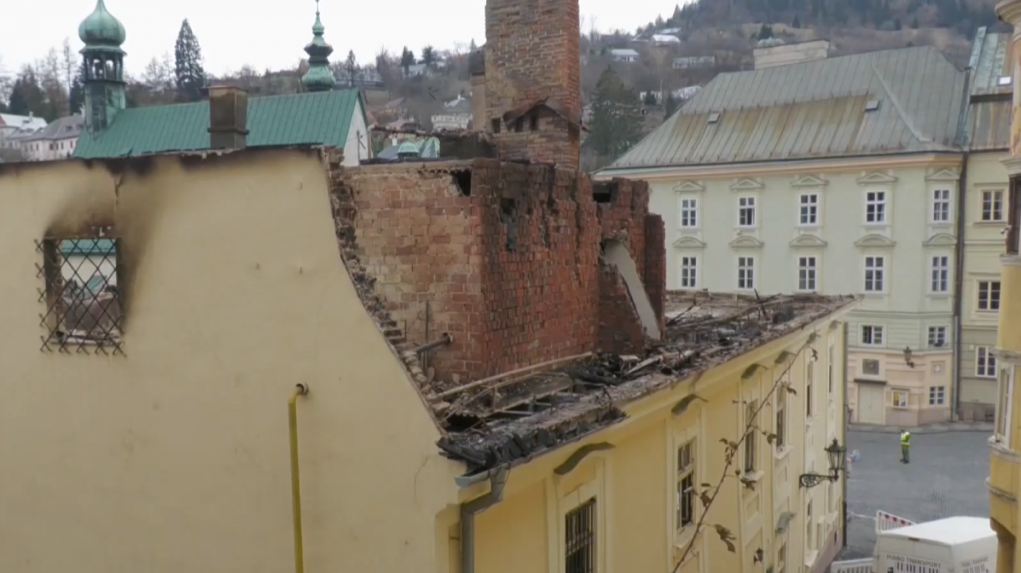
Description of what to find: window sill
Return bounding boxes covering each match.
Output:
[774,445,793,461]
[929,221,953,227]
[806,416,816,427]
[974,221,1006,227]
[741,470,765,484]
[861,292,887,299]
[826,512,839,526]
[927,293,951,299]
[805,550,819,568]
[675,524,698,550]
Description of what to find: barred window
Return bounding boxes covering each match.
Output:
[37,237,123,354]
[565,498,597,573]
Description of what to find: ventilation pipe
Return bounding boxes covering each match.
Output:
[288,383,310,573]
[460,467,509,573]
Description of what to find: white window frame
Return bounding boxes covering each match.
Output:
[930,255,949,294]
[679,196,698,229]
[928,386,946,406]
[743,400,757,473]
[932,188,951,223]
[977,346,998,378]
[864,256,885,293]
[675,439,697,533]
[679,255,699,290]
[737,256,756,290]
[982,189,1005,222]
[798,256,818,292]
[978,281,1002,312]
[891,388,909,408]
[861,325,884,347]
[775,382,787,449]
[927,326,947,348]
[799,193,820,226]
[865,190,887,224]
[997,367,1014,443]
[738,196,756,228]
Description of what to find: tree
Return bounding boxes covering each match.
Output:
[61,38,79,99]
[174,19,207,102]
[912,16,920,28]
[469,39,478,52]
[757,23,774,39]
[792,14,802,28]
[672,342,816,573]
[643,91,658,106]
[0,56,13,111]
[400,47,416,76]
[37,47,67,117]
[664,92,679,118]
[894,17,903,30]
[345,50,357,87]
[8,66,50,119]
[142,54,174,93]
[586,67,643,161]
[421,45,437,67]
[69,60,86,115]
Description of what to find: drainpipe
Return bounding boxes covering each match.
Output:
[952,64,973,423]
[842,321,849,549]
[289,383,310,573]
[460,467,509,573]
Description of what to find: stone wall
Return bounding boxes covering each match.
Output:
[331,158,665,388]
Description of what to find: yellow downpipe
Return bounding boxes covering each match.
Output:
[289,383,309,573]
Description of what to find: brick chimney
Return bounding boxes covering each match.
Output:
[484,0,581,170]
[207,85,249,149]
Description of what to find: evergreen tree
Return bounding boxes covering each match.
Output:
[586,67,643,160]
[421,46,437,66]
[792,14,802,28]
[664,92,679,118]
[8,67,51,120]
[69,60,86,114]
[912,16,919,28]
[469,39,478,52]
[894,18,902,30]
[400,47,416,76]
[174,19,207,103]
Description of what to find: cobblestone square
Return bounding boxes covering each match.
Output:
[838,429,992,560]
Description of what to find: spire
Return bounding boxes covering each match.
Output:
[78,0,127,132]
[302,0,336,92]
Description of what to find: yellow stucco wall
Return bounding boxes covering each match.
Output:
[0,152,462,573]
[467,315,850,573]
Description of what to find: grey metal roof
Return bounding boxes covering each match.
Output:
[20,115,83,142]
[968,27,1011,97]
[605,46,966,170]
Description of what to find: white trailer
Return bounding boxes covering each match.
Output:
[831,516,996,573]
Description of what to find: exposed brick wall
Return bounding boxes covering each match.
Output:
[644,214,667,333]
[332,158,663,390]
[484,0,581,170]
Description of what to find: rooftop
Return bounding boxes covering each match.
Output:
[883,517,993,545]
[604,46,965,171]
[19,115,84,142]
[74,89,365,159]
[964,28,1012,152]
[433,291,856,475]
[0,114,47,131]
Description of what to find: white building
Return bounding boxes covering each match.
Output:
[611,49,640,63]
[598,45,975,427]
[17,115,84,161]
[430,94,473,131]
[0,113,47,154]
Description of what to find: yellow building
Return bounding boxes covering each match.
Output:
[990,2,1021,572]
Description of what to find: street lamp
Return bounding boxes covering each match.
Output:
[798,438,847,488]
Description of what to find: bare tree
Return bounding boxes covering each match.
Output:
[142,55,174,93]
[672,340,817,572]
[37,48,68,116]
[0,56,12,108]
[61,38,79,95]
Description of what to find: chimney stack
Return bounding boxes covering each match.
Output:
[207,85,249,150]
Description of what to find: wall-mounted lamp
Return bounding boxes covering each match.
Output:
[798,438,846,488]
[903,346,915,369]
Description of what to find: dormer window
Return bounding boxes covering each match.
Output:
[865,100,880,112]
[999,75,1012,86]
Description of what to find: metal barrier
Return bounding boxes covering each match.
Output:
[875,510,916,534]
[830,558,873,573]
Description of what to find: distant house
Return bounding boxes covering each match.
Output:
[431,94,473,131]
[611,48,640,62]
[403,63,430,78]
[673,55,716,69]
[17,115,84,161]
[334,67,384,88]
[651,34,681,46]
[0,113,47,152]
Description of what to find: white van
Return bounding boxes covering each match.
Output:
[874,517,996,573]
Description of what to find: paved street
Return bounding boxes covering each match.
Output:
[837,429,991,560]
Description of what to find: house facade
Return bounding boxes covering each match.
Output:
[0,112,47,152]
[598,46,970,427]
[17,115,85,161]
[988,2,1021,572]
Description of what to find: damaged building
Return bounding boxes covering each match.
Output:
[0,1,859,573]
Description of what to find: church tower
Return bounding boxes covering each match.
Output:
[79,0,127,132]
[301,0,336,92]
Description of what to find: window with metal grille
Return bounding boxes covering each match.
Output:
[36,237,123,354]
[565,498,597,573]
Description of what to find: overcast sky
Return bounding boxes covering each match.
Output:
[1,0,683,78]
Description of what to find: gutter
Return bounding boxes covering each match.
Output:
[460,467,509,573]
[842,321,849,549]
[951,64,974,422]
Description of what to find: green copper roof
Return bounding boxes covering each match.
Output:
[74,89,366,159]
[302,2,336,92]
[78,0,126,49]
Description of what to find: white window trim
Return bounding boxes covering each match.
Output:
[931,188,952,224]
[977,346,998,379]
[737,195,757,229]
[928,385,946,406]
[864,189,888,225]
[996,367,1014,444]
[891,388,910,409]
[679,255,699,290]
[670,426,702,550]
[863,255,887,294]
[860,324,885,347]
[798,193,820,227]
[797,255,818,292]
[981,189,1006,222]
[927,325,948,349]
[737,255,757,291]
[930,255,950,294]
[977,280,1002,313]
[678,196,699,229]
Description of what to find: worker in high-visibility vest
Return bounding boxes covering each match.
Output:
[900,429,911,464]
